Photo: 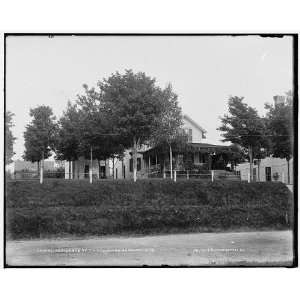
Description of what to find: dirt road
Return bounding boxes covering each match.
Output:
[6,230,294,266]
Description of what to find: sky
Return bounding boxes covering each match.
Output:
[6,35,294,160]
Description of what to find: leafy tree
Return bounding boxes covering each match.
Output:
[215,144,246,170]
[23,106,58,172]
[5,111,16,164]
[57,85,126,179]
[99,70,165,181]
[265,91,294,183]
[149,83,183,178]
[56,101,81,162]
[75,85,127,180]
[218,96,266,181]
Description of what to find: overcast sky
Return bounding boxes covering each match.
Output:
[6,35,293,160]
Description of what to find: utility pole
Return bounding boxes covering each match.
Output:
[90,146,93,184]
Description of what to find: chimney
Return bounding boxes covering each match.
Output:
[273,95,285,106]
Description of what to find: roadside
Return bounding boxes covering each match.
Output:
[6,230,294,266]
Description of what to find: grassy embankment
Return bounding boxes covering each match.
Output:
[6,180,294,239]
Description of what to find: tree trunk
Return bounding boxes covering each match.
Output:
[68,160,71,180]
[77,160,80,179]
[169,144,173,179]
[40,152,44,184]
[37,161,40,176]
[133,138,137,182]
[257,159,261,182]
[287,158,290,184]
[112,157,115,180]
[248,145,253,182]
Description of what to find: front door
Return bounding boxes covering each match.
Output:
[265,167,271,181]
[99,166,106,179]
[84,165,89,179]
[253,168,257,182]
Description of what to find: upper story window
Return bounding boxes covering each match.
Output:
[188,128,193,143]
[183,128,193,143]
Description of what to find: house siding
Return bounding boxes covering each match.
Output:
[235,157,293,184]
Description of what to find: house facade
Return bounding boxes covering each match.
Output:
[235,157,293,184]
[65,114,229,180]
[113,114,228,179]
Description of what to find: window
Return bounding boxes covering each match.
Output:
[137,158,141,171]
[130,158,141,172]
[84,165,89,179]
[188,128,193,143]
[194,152,200,164]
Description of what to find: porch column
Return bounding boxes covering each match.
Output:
[208,153,212,170]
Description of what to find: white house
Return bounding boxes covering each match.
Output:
[65,114,227,180]
[235,157,293,184]
[113,114,224,179]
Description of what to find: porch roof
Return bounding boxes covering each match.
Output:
[140,142,229,156]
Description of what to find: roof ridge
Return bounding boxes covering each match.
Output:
[183,114,207,133]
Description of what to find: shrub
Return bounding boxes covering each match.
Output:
[5,180,294,239]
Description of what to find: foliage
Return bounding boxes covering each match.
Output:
[99,70,164,146]
[215,144,246,169]
[5,111,16,164]
[55,102,81,161]
[6,180,293,239]
[56,85,126,163]
[149,83,183,147]
[264,91,293,161]
[218,96,266,150]
[23,106,58,163]
[99,70,167,180]
[218,96,267,180]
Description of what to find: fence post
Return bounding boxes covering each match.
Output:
[282,172,285,184]
[174,170,177,182]
[247,172,250,183]
[211,170,214,182]
[187,170,189,180]
[40,162,43,184]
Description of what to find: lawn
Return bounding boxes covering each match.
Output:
[6,179,294,239]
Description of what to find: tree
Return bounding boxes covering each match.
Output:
[57,85,127,180]
[218,96,266,182]
[149,83,183,178]
[265,91,294,183]
[56,101,81,162]
[5,111,16,165]
[23,106,58,174]
[215,144,247,170]
[99,70,165,181]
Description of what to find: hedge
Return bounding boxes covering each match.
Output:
[6,180,294,239]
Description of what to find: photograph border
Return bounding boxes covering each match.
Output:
[3,33,298,268]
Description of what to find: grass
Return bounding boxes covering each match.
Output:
[6,179,294,239]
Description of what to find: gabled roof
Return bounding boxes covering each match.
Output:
[183,114,207,133]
